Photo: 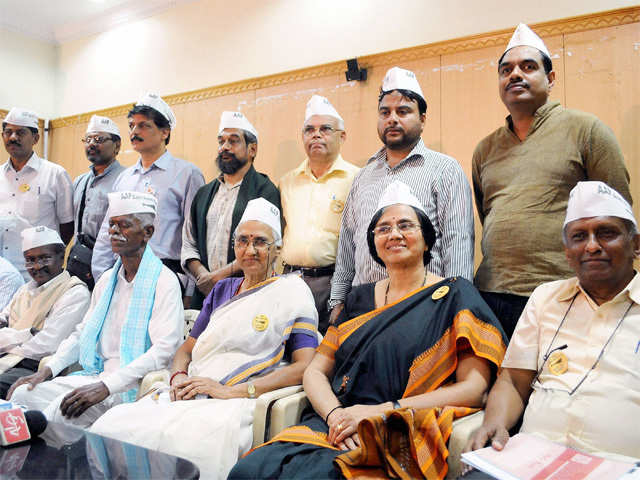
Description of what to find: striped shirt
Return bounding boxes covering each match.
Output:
[330,139,474,304]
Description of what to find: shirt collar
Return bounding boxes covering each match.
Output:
[5,152,41,173]
[370,138,426,169]
[505,101,561,133]
[296,154,349,180]
[133,150,171,173]
[557,271,640,306]
[90,159,122,178]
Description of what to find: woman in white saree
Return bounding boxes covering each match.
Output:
[91,198,318,479]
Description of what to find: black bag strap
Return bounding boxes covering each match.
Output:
[77,175,91,237]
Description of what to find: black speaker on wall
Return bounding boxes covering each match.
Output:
[345,58,367,82]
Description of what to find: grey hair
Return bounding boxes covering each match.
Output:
[562,217,638,244]
[130,212,156,228]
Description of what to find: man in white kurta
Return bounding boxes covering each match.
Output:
[0,226,89,398]
[467,181,640,464]
[9,191,183,429]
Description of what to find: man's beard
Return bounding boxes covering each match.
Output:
[216,152,248,174]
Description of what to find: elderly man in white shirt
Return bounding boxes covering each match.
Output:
[0,226,89,398]
[466,181,640,468]
[8,191,183,430]
[0,108,74,281]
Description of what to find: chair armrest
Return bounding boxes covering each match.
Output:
[446,410,485,479]
[137,369,170,399]
[252,385,304,447]
[268,391,309,439]
[38,356,82,375]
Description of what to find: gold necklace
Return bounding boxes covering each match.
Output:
[384,273,427,306]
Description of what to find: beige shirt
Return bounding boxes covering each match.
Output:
[280,155,359,267]
[503,275,640,461]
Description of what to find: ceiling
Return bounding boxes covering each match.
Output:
[0,0,196,44]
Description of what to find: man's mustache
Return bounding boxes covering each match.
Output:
[130,135,143,142]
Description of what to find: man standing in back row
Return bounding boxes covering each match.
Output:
[472,24,631,337]
[329,66,475,322]
[280,95,359,333]
[91,93,205,285]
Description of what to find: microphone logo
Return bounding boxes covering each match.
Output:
[4,413,26,439]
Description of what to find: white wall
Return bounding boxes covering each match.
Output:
[0,28,57,118]
[51,0,640,117]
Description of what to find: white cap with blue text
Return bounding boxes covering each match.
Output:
[563,181,636,228]
[238,198,281,246]
[381,67,425,103]
[21,226,63,252]
[4,108,39,130]
[86,115,120,137]
[218,111,258,140]
[304,95,343,124]
[376,181,426,215]
[108,191,158,218]
[503,23,550,58]
[135,92,176,129]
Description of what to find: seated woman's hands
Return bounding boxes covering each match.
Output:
[327,404,388,450]
[171,376,239,401]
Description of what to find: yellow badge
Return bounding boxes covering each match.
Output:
[330,199,344,214]
[19,183,30,193]
[252,314,269,332]
[431,286,449,300]
[548,351,568,375]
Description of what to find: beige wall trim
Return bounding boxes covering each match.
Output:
[50,6,639,129]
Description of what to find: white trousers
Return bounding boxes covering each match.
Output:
[11,375,121,429]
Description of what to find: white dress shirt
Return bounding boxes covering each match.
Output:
[0,152,74,280]
[46,265,183,395]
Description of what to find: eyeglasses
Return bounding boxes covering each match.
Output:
[372,221,420,237]
[24,254,55,266]
[234,235,274,250]
[81,135,112,145]
[302,125,342,137]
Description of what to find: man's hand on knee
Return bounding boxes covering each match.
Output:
[7,367,52,400]
[59,381,109,418]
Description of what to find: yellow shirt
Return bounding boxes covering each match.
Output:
[503,274,640,462]
[279,155,359,267]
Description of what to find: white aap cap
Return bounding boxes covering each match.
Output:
[503,23,550,59]
[237,198,282,246]
[304,95,343,124]
[21,226,63,252]
[135,92,176,129]
[4,108,39,130]
[86,115,121,138]
[381,67,425,103]
[564,181,636,228]
[108,191,158,218]
[376,180,426,215]
[218,111,258,140]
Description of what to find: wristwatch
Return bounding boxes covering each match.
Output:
[247,381,256,399]
[327,299,343,311]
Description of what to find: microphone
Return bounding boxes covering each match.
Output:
[0,409,47,447]
[543,343,568,361]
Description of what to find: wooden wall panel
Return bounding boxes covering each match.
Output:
[44,9,640,266]
[564,22,640,215]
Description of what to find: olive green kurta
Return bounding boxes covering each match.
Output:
[473,101,631,296]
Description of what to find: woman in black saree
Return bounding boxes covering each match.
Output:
[229,181,507,479]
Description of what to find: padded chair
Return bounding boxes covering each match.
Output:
[265,391,485,478]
